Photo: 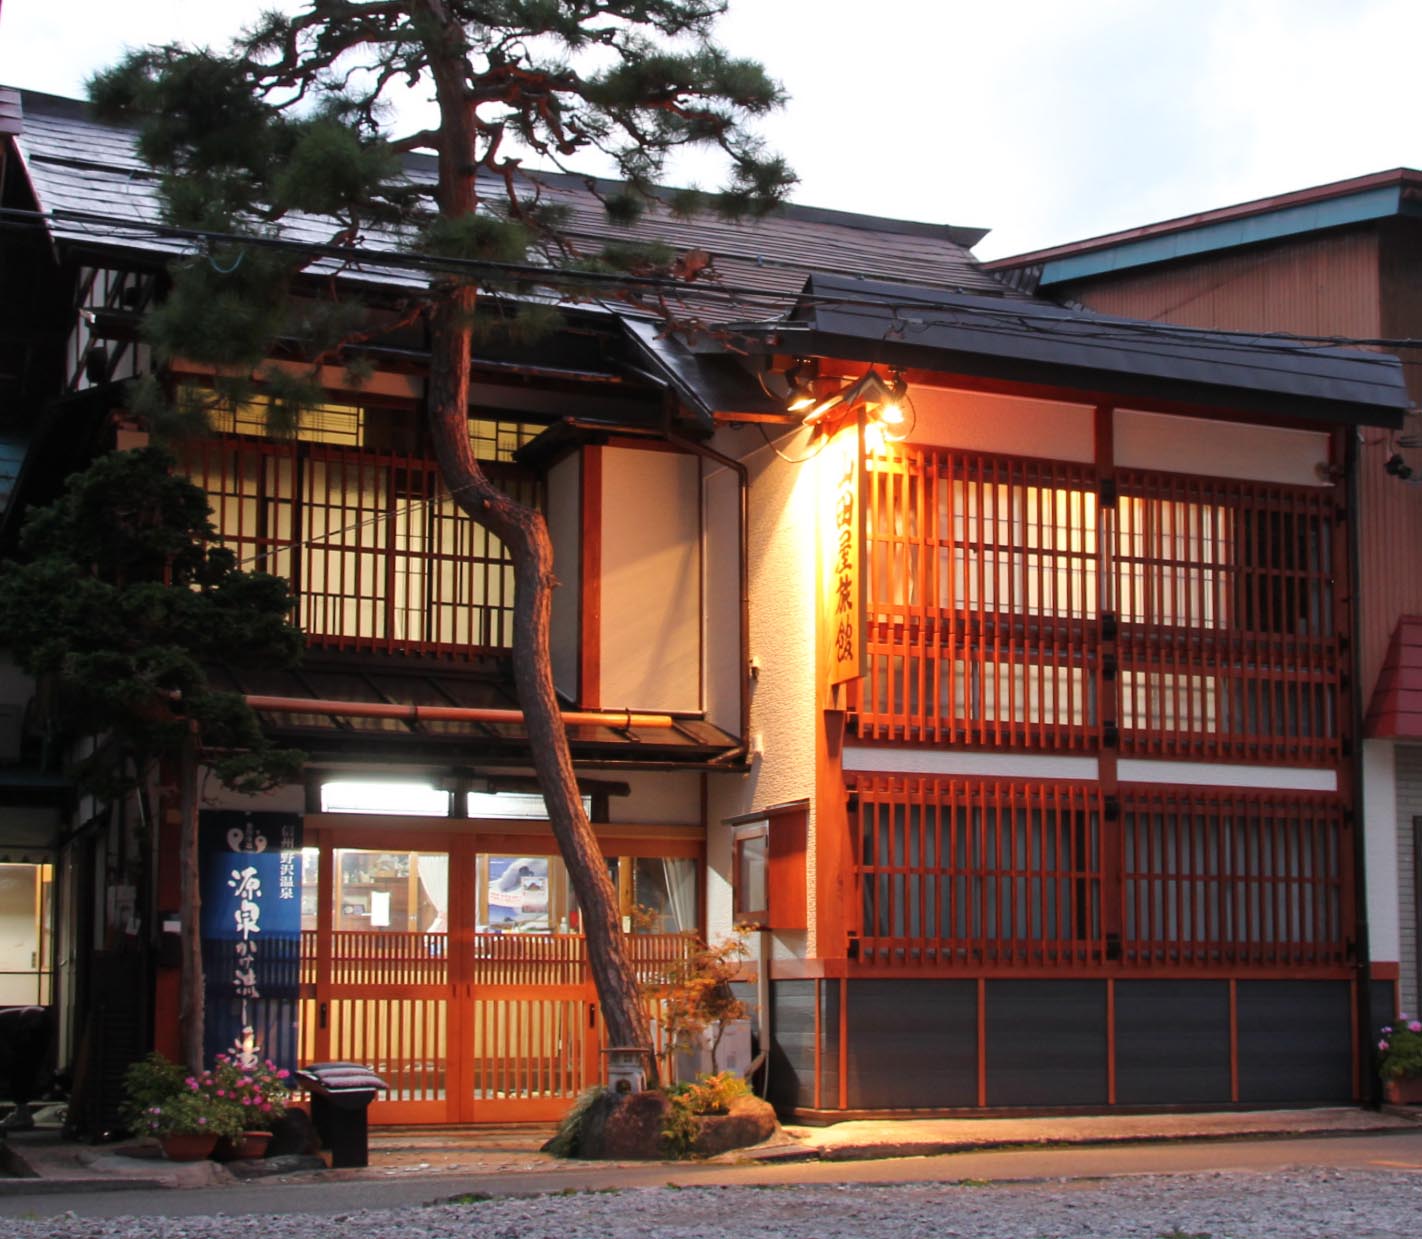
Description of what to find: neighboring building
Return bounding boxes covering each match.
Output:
[0,90,1410,1126]
[986,170,1422,1035]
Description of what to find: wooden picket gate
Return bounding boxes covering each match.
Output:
[296,828,696,1123]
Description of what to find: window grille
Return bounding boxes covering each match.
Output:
[859,447,1343,762]
[850,776,1352,974]
[181,438,542,656]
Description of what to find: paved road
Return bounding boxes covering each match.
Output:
[1,1129,1420,1220]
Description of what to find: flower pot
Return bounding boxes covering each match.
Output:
[213,1130,273,1161]
[1384,1076,1422,1105]
[159,1132,219,1162]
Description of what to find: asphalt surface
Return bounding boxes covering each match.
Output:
[2,1129,1421,1220]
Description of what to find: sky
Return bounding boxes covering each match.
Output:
[1,0,1420,259]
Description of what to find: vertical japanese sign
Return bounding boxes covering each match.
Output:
[200,811,302,1072]
[821,417,864,689]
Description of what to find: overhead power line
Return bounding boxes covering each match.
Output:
[0,203,1417,368]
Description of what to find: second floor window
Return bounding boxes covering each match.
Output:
[180,397,544,657]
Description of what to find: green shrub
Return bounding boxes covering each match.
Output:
[1379,1017,1422,1079]
[662,1071,752,1156]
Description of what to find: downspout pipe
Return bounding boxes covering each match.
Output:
[1346,427,1378,1103]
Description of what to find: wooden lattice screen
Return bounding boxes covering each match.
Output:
[858,447,1344,764]
[851,776,1352,974]
[182,438,543,657]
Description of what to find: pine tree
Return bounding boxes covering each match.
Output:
[89,0,793,1068]
[0,448,305,1068]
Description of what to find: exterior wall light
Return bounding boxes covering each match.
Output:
[799,367,914,443]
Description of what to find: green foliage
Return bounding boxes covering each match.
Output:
[88,0,794,363]
[120,1055,243,1140]
[208,1052,293,1131]
[0,448,304,795]
[662,1071,751,1156]
[674,1070,750,1115]
[414,213,534,265]
[119,1052,188,1132]
[1378,1017,1422,1079]
[543,1085,609,1158]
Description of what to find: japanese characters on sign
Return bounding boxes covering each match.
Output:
[200,811,302,1072]
[822,418,864,689]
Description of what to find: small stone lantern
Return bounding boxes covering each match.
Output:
[602,1046,648,1094]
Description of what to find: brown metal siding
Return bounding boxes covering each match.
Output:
[1057,230,1382,340]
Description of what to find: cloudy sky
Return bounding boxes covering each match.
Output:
[0,0,1418,259]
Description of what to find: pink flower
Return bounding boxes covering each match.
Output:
[1381,1039,1391,1051]
[1408,1021,1421,1033]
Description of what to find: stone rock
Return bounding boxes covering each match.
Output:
[691,1095,778,1157]
[267,1106,321,1157]
[578,1089,672,1160]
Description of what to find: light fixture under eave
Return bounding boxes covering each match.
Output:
[783,360,819,413]
[800,367,915,443]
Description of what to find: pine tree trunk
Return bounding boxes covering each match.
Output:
[421,10,654,1070]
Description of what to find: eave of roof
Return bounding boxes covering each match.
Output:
[207,660,747,772]
[985,168,1422,288]
[1365,616,1422,739]
[747,274,1409,427]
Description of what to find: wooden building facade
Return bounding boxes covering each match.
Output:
[1,90,1413,1125]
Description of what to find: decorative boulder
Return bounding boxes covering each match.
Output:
[578,1089,673,1160]
[691,1095,778,1157]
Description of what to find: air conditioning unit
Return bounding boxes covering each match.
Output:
[672,1018,752,1082]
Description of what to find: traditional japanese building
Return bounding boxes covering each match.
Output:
[0,89,1410,1126]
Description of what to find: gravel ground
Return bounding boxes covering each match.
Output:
[2,1169,1421,1239]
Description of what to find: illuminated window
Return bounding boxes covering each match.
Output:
[468,418,542,462]
[208,393,365,447]
[320,781,450,816]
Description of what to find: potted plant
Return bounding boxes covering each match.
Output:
[1378,1017,1422,1103]
[208,1054,293,1160]
[132,1085,245,1160]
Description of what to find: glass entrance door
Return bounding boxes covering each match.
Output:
[305,842,456,1122]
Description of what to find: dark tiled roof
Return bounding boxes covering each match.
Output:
[764,273,1410,426]
[11,89,1017,323]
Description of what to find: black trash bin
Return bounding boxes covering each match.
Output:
[294,1062,388,1168]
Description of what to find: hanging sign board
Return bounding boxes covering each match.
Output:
[199,810,302,1073]
[821,417,865,689]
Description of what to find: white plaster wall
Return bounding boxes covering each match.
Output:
[603,771,702,825]
[1364,740,1401,977]
[599,447,701,712]
[704,424,818,947]
[547,452,581,703]
[200,779,307,815]
[910,388,1095,462]
[1395,746,1422,1014]
[704,462,742,736]
[1116,409,1330,485]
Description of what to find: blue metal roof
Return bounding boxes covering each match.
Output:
[1037,186,1415,286]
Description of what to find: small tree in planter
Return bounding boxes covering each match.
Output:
[655,932,748,1081]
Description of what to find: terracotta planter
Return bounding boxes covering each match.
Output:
[159,1132,220,1161]
[1384,1076,1422,1105]
[213,1131,273,1161]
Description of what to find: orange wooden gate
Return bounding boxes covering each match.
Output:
[296,828,696,1123]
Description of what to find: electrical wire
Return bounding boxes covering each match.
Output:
[6,201,1422,361]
